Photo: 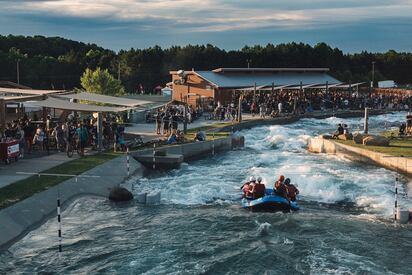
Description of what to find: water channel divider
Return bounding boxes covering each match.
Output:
[57,189,62,255]
[126,147,130,177]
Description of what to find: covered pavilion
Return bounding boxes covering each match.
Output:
[56,92,153,107]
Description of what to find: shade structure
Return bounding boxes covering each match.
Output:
[194,70,341,88]
[57,92,153,107]
[0,87,65,95]
[0,94,46,102]
[29,97,132,113]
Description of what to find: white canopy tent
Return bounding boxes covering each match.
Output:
[0,87,65,95]
[29,97,132,112]
[56,92,153,107]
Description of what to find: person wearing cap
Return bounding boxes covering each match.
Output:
[284,178,299,201]
[273,175,288,198]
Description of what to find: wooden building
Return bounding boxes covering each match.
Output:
[170,68,342,107]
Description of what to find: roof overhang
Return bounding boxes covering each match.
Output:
[0,88,65,96]
[56,92,153,107]
[212,68,330,73]
[0,94,46,103]
[29,97,132,112]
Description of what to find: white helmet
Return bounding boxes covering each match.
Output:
[257,177,262,182]
[249,176,256,182]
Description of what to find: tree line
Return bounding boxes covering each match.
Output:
[0,34,411,93]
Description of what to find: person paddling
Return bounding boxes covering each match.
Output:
[273,175,288,198]
[240,176,256,198]
[284,178,299,201]
[250,176,265,199]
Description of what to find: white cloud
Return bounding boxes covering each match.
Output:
[3,0,412,33]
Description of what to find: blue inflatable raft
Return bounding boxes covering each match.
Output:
[241,189,299,212]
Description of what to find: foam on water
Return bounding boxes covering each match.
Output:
[130,111,410,219]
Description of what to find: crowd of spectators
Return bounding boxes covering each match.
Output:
[153,103,203,136]
[237,90,412,117]
[0,113,128,158]
[195,89,412,123]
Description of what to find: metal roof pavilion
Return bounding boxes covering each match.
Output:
[194,69,341,89]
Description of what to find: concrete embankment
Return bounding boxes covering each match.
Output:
[132,135,244,161]
[0,156,142,251]
[308,137,412,177]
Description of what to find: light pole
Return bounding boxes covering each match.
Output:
[117,60,121,82]
[246,59,252,69]
[371,61,376,89]
[16,59,20,85]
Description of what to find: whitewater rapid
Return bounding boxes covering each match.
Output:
[127,112,411,218]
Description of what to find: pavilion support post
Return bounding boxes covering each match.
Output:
[364,107,369,134]
[42,107,47,123]
[237,94,242,123]
[300,81,303,97]
[253,82,256,103]
[0,99,5,136]
[271,82,274,95]
[183,104,187,134]
[97,112,103,152]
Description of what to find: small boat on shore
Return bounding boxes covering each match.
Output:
[241,189,299,212]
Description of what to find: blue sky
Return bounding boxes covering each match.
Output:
[1,0,411,52]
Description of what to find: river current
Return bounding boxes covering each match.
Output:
[1,112,412,274]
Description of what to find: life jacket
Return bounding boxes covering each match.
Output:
[253,183,266,199]
[287,185,299,201]
[274,181,287,197]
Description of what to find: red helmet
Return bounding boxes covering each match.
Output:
[279,175,285,181]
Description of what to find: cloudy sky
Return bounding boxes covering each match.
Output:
[1,0,411,52]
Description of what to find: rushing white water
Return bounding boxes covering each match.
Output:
[127,112,411,218]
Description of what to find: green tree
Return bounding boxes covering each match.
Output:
[80,67,124,96]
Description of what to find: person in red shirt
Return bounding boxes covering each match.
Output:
[241,176,256,198]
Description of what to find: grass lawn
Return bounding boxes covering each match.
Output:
[336,132,412,158]
[0,153,119,209]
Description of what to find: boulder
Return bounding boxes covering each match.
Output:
[362,135,390,147]
[337,133,353,140]
[109,186,134,202]
[353,133,369,144]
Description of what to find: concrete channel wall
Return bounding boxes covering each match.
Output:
[308,137,412,176]
[131,135,242,161]
[0,156,143,251]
